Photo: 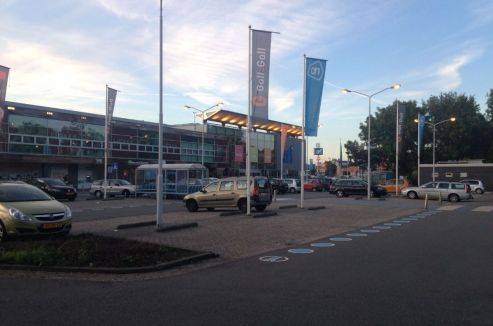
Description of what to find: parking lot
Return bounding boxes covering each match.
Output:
[66,191,492,259]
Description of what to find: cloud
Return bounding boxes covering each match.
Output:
[433,50,483,90]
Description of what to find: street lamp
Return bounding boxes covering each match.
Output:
[184,102,223,166]
[414,116,456,181]
[342,83,401,200]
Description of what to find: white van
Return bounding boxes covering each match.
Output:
[283,179,301,193]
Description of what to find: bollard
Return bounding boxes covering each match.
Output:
[273,189,277,202]
[438,191,442,205]
[424,193,428,209]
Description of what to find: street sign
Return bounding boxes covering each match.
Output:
[314,148,323,155]
[112,162,119,170]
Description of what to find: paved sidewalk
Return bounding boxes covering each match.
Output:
[73,196,422,259]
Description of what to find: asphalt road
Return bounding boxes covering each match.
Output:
[1,200,492,325]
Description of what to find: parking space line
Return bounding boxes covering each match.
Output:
[472,206,493,212]
[437,205,464,211]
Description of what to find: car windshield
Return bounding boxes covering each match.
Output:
[117,179,131,185]
[43,178,67,186]
[0,184,52,202]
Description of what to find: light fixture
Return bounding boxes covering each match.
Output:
[46,111,53,116]
[391,83,401,89]
[450,117,456,122]
[7,106,15,111]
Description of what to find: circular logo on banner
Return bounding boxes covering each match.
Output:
[259,256,289,263]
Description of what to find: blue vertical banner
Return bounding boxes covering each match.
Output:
[418,113,426,146]
[304,57,327,136]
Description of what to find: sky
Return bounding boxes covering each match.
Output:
[1,0,492,162]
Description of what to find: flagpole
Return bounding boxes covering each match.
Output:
[246,25,252,216]
[280,124,283,178]
[156,0,164,227]
[300,54,306,209]
[417,114,421,186]
[396,101,399,195]
[104,85,108,200]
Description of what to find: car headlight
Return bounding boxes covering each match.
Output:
[65,206,72,218]
[9,208,33,222]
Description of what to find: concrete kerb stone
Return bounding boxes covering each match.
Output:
[0,252,218,274]
[116,220,155,230]
[157,222,198,233]
[219,211,245,217]
[307,206,326,211]
[252,212,278,218]
[279,204,298,209]
[86,196,125,201]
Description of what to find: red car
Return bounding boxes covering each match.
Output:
[304,179,323,192]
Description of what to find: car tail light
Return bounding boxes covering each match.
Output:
[253,186,259,197]
[466,184,471,193]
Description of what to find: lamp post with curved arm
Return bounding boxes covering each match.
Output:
[184,102,223,166]
[342,83,401,200]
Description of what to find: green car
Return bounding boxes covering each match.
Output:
[0,182,72,241]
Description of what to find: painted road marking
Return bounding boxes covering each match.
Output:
[472,206,493,212]
[394,220,411,223]
[259,256,289,262]
[373,226,391,230]
[330,237,352,242]
[310,242,335,248]
[403,217,419,221]
[437,205,464,211]
[385,223,401,226]
[288,248,314,254]
[346,233,368,237]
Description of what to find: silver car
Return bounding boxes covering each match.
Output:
[90,179,136,198]
[283,179,301,193]
[460,179,485,194]
[402,181,473,202]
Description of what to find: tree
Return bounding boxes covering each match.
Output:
[486,89,493,122]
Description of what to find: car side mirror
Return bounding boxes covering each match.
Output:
[201,188,207,193]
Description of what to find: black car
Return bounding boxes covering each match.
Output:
[28,178,77,201]
[329,179,387,198]
[270,178,288,194]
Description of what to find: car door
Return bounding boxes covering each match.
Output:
[216,180,236,206]
[420,182,438,199]
[197,182,219,207]
[437,182,451,199]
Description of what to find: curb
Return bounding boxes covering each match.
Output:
[86,196,125,201]
[157,222,198,232]
[0,252,218,274]
[307,206,326,211]
[279,204,297,209]
[252,212,278,218]
[219,211,245,217]
[116,220,155,230]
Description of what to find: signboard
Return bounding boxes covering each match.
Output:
[112,162,119,170]
[264,148,272,164]
[234,145,244,162]
[314,148,323,155]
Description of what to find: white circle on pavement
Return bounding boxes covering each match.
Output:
[346,233,367,237]
[288,248,314,254]
[259,256,289,262]
[385,223,401,226]
[330,237,353,242]
[373,226,391,229]
[310,242,335,248]
[361,229,380,233]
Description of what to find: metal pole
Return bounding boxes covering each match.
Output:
[432,124,436,182]
[104,85,108,200]
[201,117,205,166]
[246,26,252,216]
[300,54,306,209]
[156,0,164,227]
[367,96,371,200]
[417,116,421,186]
[396,101,399,196]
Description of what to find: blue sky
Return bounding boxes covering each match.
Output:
[1,0,492,161]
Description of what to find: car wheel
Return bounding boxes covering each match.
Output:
[290,188,296,193]
[448,194,460,202]
[0,221,7,242]
[407,191,417,199]
[186,199,199,212]
[238,199,247,212]
[95,190,103,199]
[255,205,267,212]
[475,188,484,194]
[336,190,344,198]
[122,189,130,197]
[206,208,215,211]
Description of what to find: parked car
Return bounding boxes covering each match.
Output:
[378,179,410,194]
[329,179,387,198]
[270,178,288,194]
[401,181,473,202]
[284,178,301,193]
[304,178,324,192]
[460,179,485,194]
[27,178,77,201]
[90,179,136,198]
[183,176,272,212]
[0,182,72,241]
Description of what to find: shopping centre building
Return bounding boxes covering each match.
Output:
[0,101,303,189]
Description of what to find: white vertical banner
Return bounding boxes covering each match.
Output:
[0,65,10,104]
[104,85,118,199]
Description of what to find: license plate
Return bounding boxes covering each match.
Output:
[42,222,64,229]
